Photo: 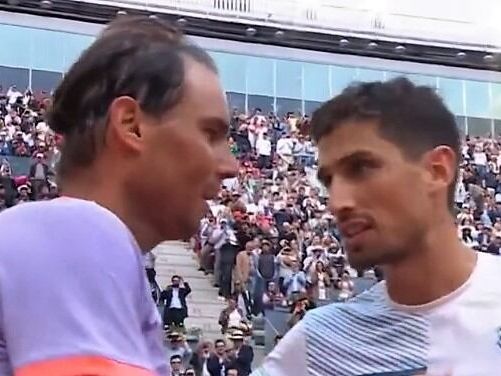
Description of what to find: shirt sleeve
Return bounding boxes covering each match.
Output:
[0,210,158,375]
[251,321,308,376]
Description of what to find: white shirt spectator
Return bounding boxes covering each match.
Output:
[455,181,466,204]
[256,137,272,157]
[169,288,183,309]
[6,87,22,105]
[276,137,293,157]
[474,151,487,166]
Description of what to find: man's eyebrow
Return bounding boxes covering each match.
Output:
[316,150,377,184]
[200,117,230,134]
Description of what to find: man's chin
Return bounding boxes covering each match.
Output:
[346,249,378,271]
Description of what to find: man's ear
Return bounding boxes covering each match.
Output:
[422,145,457,198]
[107,96,143,152]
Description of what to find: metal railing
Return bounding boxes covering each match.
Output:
[76,0,501,50]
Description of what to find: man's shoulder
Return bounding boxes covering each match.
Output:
[304,281,427,337]
[0,198,127,237]
[297,283,429,375]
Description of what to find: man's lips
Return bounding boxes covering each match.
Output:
[338,219,372,239]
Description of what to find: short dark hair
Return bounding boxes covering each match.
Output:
[171,275,181,281]
[311,77,460,210]
[49,16,217,180]
[215,339,226,346]
[170,354,182,362]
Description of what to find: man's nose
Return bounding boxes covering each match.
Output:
[327,178,356,216]
[217,146,239,179]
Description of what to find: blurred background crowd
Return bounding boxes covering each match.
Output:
[2,0,501,374]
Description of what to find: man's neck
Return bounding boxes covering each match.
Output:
[384,220,477,306]
[60,169,160,252]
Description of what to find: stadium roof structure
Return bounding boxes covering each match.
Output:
[1,0,500,72]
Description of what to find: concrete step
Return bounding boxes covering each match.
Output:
[153,241,224,341]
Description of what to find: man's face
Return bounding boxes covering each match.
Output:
[170,358,182,372]
[317,120,442,270]
[215,341,226,356]
[123,58,238,243]
[171,277,180,287]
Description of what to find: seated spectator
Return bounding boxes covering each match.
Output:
[166,332,193,369]
[225,330,254,376]
[486,235,501,255]
[170,354,185,376]
[218,296,250,335]
[287,294,315,329]
[262,281,284,310]
[189,340,212,376]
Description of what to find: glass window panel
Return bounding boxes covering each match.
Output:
[276,98,302,117]
[456,116,467,137]
[467,117,492,137]
[0,25,32,68]
[31,29,66,71]
[305,100,322,116]
[437,78,464,116]
[226,92,246,113]
[211,51,246,94]
[465,80,490,118]
[356,68,385,82]
[330,66,357,96]
[494,120,501,137]
[63,33,94,72]
[276,60,302,100]
[31,70,62,92]
[0,66,29,91]
[492,83,501,120]
[385,71,405,80]
[303,63,329,102]
[246,56,274,96]
[405,74,436,88]
[248,95,273,114]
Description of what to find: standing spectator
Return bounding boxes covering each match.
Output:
[336,272,354,302]
[283,260,307,301]
[256,132,272,169]
[234,240,257,294]
[254,240,277,314]
[29,152,49,197]
[207,339,231,376]
[144,250,159,301]
[218,226,239,299]
[309,261,332,302]
[233,281,253,320]
[161,275,192,332]
[226,330,254,376]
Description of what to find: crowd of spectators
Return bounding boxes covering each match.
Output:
[0,85,59,210]
[3,80,501,375]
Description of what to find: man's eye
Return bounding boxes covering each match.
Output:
[348,160,376,178]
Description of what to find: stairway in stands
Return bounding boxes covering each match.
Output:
[153,241,225,340]
[153,241,266,365]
